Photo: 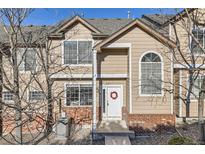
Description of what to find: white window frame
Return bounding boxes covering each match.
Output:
[139,51,164,96]
[3,90,14,103]
[189,26,205,56]
[27,90,45,102]
[62,39,94,67]
[64,82,93,107]
[187,73,205,101]
[18,48,38,73]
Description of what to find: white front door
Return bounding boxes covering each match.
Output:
[102,85,123,119]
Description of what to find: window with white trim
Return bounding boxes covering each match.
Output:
[3,91,14,101]
[18,48,37,71]
[66,84,92,106]
[63,41,92,64]
[140,52,162,95]
[191,28,205,55]
[191,75,205,98]
[29,91,44,101]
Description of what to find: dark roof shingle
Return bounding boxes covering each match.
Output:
[0,14,176,43]
[85,18,133,35]
[142,14,175,26]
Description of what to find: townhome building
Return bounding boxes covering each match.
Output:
[1,8,205,135]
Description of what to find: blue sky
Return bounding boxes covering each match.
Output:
[24,8,181,25]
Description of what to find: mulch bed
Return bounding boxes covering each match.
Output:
[130,122,203,145]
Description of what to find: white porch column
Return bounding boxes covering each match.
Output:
[92,49,97,139]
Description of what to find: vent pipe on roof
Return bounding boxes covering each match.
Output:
[128,11,131,19]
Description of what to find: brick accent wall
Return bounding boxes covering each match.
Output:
[2,106,175,134]
[3,114,45,134]
[128,114,175,133]
[62,106,101,125]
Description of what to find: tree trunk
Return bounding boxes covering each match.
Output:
[13,50,22,144]
[45,80,53,135]
[198,91,205,142]
[186,101,190,118]
[198,79,205,142]
[185,71,193,119]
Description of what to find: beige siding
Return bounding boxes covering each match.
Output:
[97,48,128,74]
[179,70,205,117]
[49,22,97,75]
[64,22,93,39]
[106,25,172,114]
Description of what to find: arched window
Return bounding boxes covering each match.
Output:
[140,52,162,95]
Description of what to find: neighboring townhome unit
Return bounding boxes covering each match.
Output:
[1,8,205,136]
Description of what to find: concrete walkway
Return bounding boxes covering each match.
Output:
[105,136,131,145]
[97,120,133,145]
[97,120,131,133]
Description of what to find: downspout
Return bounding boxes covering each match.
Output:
[92,49,97,140]
[128,45,132,113]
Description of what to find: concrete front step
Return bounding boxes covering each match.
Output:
[96,120,135,139]
[105,136,131,145]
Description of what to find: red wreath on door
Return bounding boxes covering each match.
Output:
[110,91,118,100]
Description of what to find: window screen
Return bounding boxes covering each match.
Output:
[17,48,36,71]
[66,84,92,106]
[78,41,92,64]
[25,48,36,71]
[64,41,92,64]
[64,41,78,64]
[3,91,13,101]
[191,29,204,55]
[191,75,205,98]
[141,53,162,95]
[29,91,44,101]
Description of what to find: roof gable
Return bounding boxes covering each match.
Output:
[53,16,102,34]
[85,18,133,35]
[95,19,176,51]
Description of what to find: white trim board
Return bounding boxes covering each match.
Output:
[104,43,132,48]
[50,73,128,79]
[100,42,132,114]
[174,64,205,68]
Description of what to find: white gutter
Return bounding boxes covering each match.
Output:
[179,70,182,117]
[92,49,97,140]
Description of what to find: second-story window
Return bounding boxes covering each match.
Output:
[140,52,162,95]
[191,28,205,55]
[29,91,45,101]
[63,41,92,65]
[18,48,36,71]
